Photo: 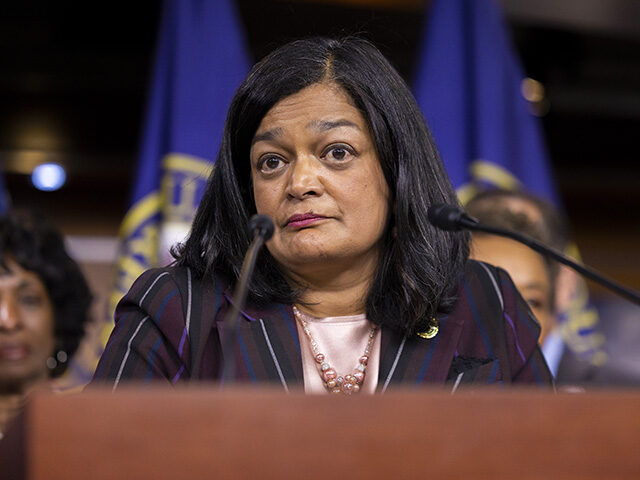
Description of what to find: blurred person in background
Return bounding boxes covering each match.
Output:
[466,190,568,341]
[466,189,608,386]
[0,211,92,438]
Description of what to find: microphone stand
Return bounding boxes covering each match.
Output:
[221,215,274,383]
[457,215,640,306]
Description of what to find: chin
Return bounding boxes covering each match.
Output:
[281,251,334,266]
[270,237,335,262]
[0,362,46,389]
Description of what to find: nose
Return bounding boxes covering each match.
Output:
[286,155,325,200]
[0,295,20,331]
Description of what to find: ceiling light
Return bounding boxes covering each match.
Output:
[31,163,66,191]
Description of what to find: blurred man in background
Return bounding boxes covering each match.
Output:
[466,189,596,385]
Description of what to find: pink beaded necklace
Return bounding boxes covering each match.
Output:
[293,306,378,395]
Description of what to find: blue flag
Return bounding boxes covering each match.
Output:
[61,0,250,387]
[413,0,604,369]
[0,165,9,214]
[414,0,558,205]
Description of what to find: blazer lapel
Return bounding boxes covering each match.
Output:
[216,290,469,393]
[218,295,303,391]
[377,313,464,392]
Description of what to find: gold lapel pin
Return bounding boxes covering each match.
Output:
[417,318,439,339]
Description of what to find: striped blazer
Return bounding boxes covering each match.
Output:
[91,260,552,391]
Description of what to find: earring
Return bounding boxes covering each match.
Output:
[46,350,68,370]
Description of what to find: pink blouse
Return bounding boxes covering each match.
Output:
[295,311,381,394]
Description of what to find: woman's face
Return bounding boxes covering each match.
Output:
[0,260,55,392]
[250,83,390,280]
[470,236,554,343]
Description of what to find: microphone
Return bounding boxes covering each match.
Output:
[221,214,275,383]
[428,203,640,306]
[427,203,479,231]
[248,214,275,241]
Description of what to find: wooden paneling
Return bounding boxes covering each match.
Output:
[10,388,640,480]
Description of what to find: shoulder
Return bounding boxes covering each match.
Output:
[451,260,551,384]
[449,260,512,350]
[456,259,541,342]
[124,266,228,304]
[118,266,230,327]
[125,266,190,299]
[457,260,536,322]
[101,266,231,384]
[451,260,510,318]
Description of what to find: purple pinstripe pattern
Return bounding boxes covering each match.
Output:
[177,327,188,356]
[503,311,527,364]
[223,293,260,322]
[172,365,185,384]
[90,262,553,390]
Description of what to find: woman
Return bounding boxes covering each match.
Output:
[92,37,551,393]
[0,211,91,436]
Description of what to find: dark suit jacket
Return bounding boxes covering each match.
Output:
[92,260,552,391]
[556,300,640,388]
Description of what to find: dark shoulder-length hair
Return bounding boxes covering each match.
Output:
[0,210,92,377]
[174,37,469,335]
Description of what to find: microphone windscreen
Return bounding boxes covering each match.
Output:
[248,214,275,241]
[427,204,465,231]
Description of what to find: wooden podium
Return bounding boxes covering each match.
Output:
[2,388,640,479]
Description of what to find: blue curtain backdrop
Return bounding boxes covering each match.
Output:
[62,0,250,387]
[413,0,558,205]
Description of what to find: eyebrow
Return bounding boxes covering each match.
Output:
[307,119,361,132]
[18,280,38,289]
[251,119,361,147]
[521,282,548,292]
[0,278,32,290]
[251,127,284,146]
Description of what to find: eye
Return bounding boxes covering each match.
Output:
[526,297,548,311]
[18,293,44,307]
[323,144,355,163]
[258,155,285,174]
[526,299,541,309]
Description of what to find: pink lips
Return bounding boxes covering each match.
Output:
[286,213,326,228]
[0,343,30,361]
